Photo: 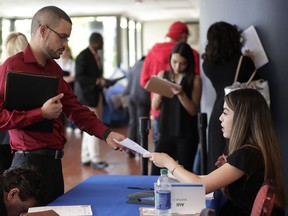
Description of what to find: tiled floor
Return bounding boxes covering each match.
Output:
[62,125,154,192]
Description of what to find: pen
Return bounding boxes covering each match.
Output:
[127,186,154,191]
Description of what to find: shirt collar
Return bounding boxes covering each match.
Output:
[23,44,37,64]
[23,44,53,66]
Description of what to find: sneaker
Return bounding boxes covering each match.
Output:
[91,161,109,170]
[66,127,73,133]
[127,151,135,158]
[74,128,82,134]
[82,161,91,166]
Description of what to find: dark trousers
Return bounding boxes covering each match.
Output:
[152,117,160,144]
[0,144,12,173]
[12,153,64,204]
[127,98,150,143]
[151,135,198,175]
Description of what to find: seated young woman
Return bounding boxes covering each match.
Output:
[144,88,286,216]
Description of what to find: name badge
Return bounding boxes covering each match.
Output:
[171,183,206,214]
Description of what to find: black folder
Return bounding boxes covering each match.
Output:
[4,71,59,132]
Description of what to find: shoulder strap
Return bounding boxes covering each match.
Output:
[234,55,257,86]
[163,71,169,79]
[245,70,257,87]
[233,55,243,82]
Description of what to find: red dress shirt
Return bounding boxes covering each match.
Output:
[0,45,108,152]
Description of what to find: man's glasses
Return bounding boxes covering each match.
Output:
[46,25,69,42]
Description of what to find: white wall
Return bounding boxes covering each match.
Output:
[142,20,174,55]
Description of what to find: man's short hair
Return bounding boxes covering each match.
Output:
[0,166,45,205]
[31,6,72,34]
[89,32,103,44]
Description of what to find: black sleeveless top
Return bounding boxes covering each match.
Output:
[158,72,198,139]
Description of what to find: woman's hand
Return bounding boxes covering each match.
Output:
[170,85,183,95]
[215,154,227,168]
[244,49,255,62]
[143,152,177,169]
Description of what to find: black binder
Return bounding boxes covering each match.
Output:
[4,71,59,132]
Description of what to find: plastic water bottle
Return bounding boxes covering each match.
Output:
[155,168,171,216]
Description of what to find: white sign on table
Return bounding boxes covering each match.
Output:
[171,183,206,214]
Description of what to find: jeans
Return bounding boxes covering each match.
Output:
[152,117,160,144]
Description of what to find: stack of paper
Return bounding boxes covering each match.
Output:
[241,25,269,69]
[28,205,92,216]
[139,207,199,216]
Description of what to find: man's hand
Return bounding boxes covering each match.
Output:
[105,131,127,151]
[41,93,64,119]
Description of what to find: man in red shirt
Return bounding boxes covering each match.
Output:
[0,6,125,204]
[140,21,200,144]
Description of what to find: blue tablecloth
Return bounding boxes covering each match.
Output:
[49,175,212,215]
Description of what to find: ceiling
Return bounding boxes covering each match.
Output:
[0,0,199,21]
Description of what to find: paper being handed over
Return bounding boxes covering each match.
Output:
[113,138,150,155]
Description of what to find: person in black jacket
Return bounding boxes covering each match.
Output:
[123,56,150,158]
[74,32,108,169]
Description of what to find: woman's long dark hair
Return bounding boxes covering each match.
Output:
[224,89,286,208]
[168,42,196,85]
[202,21,242,64]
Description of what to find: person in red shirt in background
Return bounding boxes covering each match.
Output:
[140,21,200,146]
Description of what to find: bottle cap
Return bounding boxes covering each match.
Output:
[160,168,168,175]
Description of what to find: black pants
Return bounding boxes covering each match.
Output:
[151,135,198,175]
[0,144,12,173]
[12,153,64,204]
[127,97,150,143]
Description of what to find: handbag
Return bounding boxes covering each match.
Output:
[224,55,270,107]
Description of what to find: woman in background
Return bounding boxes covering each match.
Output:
[202,21,256,172]
[57,46,76,88]
[2,32,28,61]
[145,89,286,215]
[151,42,202,175]
[0,32,28,172]
[56,46,78,133]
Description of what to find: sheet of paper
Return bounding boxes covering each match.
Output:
[113,138,150,155]
[139,207,198,216]
[28,205,92,216]
[241,25,269,69]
